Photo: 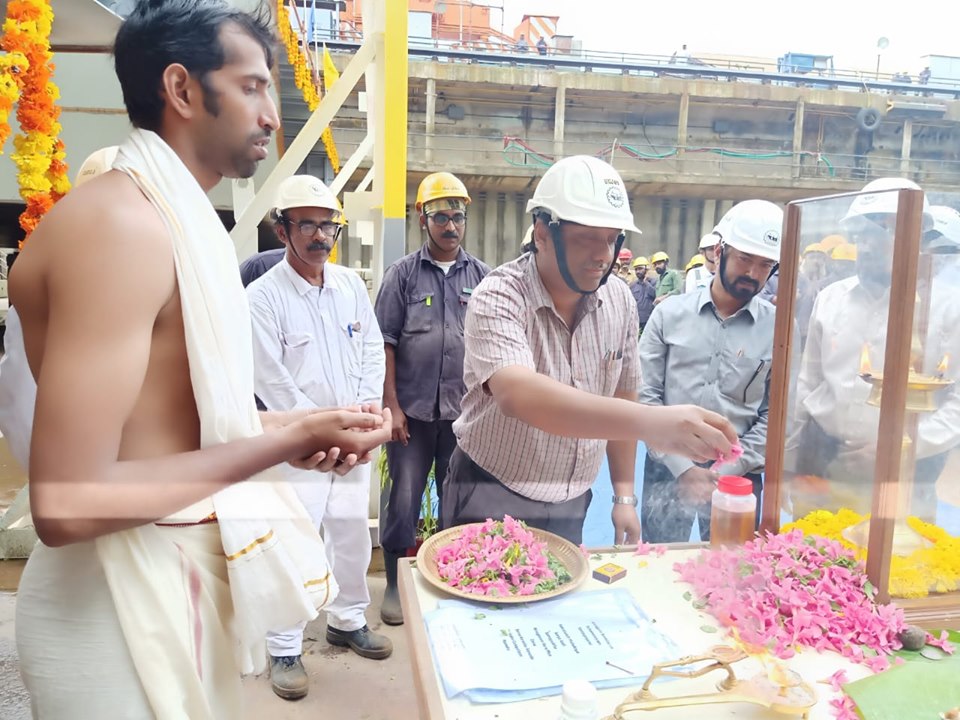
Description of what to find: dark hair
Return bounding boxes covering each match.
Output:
[114,0,277,132]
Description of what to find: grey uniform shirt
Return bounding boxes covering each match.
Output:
[375,245,490,422]
[639,286,775,479]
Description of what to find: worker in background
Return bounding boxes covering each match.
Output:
[515,33,529,53]
[684,253,711,292]
[536,36,548,56]
[248,176,392,700]
[829,242,857,281]
[442,156,738,546]
[631,255,656,336]
[652,251,682,304]
[787,178,960,522]
[639,200,781,542]
[796,242,831,348]
[700,232,719,273]
[374,173,490,625]
[614,247,634,282]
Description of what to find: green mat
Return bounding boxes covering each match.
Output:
[844,631,960,720]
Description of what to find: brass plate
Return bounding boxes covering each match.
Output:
[415,524,590,604]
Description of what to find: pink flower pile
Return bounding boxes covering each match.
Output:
[673,530,906,665]
[435,516,568,597]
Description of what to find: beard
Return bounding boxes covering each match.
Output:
[718,250,762,302]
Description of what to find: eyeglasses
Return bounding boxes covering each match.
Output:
[428,212,467,227]
[290,220,341,239]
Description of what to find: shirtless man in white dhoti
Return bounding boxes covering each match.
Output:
[11,2,391,718]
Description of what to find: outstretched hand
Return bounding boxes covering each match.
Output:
[645,405,738,463]
[278,405,392,472]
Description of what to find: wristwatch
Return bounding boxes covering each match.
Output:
[612,495,639,506]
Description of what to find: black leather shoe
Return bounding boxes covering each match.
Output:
[325,624,393,660]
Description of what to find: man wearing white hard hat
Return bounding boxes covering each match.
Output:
[684,234,717,293]
[0,146,119,529]
[442,155,738,545]
[248,175,392,700]
[789,179,960,522]
[639,199,781,542]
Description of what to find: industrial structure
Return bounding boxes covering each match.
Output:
[1,0,960,273]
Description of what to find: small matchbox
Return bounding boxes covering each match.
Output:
[592,562,627,584]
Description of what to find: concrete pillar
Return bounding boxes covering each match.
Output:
[676,93,690,157]
[483,191,500,267]
[701,198,718,237]
[900,119,913,176]
[469,191,486,257]
[425,77,437,165]
[792,100,805,179]
[502,193,520,265]
[553,81,567,160]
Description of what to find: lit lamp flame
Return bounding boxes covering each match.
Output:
[728,627,793,694]
[938,354,950,377]
[860,345,872,375]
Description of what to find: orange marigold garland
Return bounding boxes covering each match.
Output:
[1,0,70,244]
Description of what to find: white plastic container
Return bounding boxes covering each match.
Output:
[558,679,599,719]
[709,475,756,547]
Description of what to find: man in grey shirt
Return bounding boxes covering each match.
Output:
[639,200,783,542]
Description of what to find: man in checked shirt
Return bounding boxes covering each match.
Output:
[441,156,738,545]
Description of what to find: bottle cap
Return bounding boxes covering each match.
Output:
[560,679,598,718]
[717,475,753,496]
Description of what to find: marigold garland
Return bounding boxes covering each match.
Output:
[1,0,70,245]
[276,0,340,172]
[277,0,341,263]
[782,509,960,599]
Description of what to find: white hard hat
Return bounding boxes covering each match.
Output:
[841,177,933,231]
[526,156,641,234]
[926,206,960,250]
[699,232,720,250]
[275,175,343,218]
[715,199,783,262]
[75,146,118,186]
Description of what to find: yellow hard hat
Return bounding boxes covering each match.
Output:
[831,243,857,261]
[803,242,826,255]
[632,255,650,267]
[416,172,471,212]
[685,254,705,272]
[651,251,669,263]
[820,234,846,251]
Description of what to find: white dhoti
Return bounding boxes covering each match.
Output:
[17,525,237,719]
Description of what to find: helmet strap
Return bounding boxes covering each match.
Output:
[547,218,624,295]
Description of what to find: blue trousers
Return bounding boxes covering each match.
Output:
[380,418,457,554]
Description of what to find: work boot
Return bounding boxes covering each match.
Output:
[380,549,405,626]
[269,655,308,700]
[325,624,393,660]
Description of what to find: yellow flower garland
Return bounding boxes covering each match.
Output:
[276,0,340,171]
[782,509,960,599]
[0,0,70,244]
[276,0,341,263]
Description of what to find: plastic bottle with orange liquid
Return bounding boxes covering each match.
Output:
[710,475,756,547]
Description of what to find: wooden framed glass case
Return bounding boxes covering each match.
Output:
[761,187,960,627]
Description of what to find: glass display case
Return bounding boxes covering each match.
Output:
[761,187,960,626]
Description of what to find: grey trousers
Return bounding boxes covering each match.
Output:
[440,447,593,545]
